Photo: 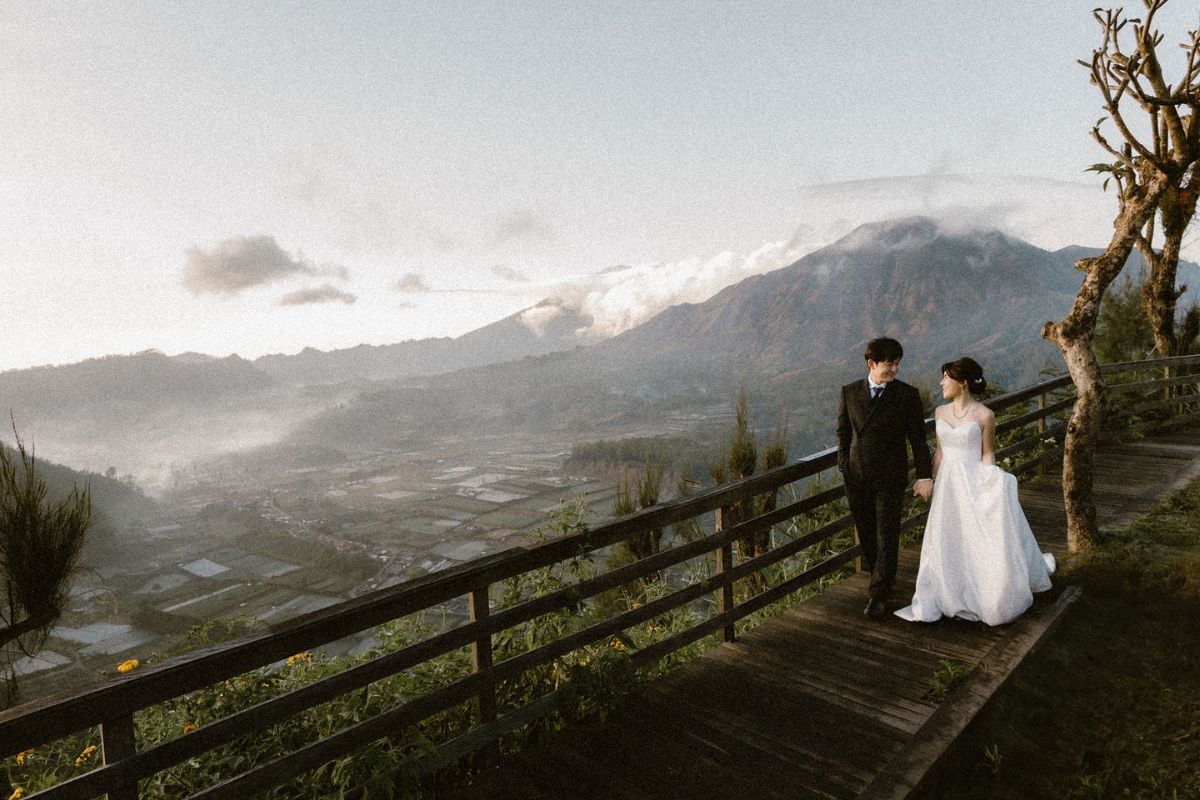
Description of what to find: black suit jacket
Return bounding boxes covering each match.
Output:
[837,378,933,492]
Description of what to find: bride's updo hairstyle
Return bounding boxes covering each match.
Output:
[942,357,987,396]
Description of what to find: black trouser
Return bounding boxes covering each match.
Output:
[844,480,904,600]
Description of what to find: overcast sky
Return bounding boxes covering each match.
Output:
[3,1,1198,372]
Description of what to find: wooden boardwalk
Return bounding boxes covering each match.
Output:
[442,430,1200,800]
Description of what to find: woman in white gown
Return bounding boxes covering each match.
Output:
[895,357,1055,626]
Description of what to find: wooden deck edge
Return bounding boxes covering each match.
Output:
[1100,450,1200,530]
[855,584,1083,800]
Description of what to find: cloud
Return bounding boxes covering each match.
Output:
[491,265,531,283]
[183,234,350,296]
[183,235,314,295]
[492,209,555,246]
[512,174,1124,344]
[393,273,432,293]
[786,174,1113,254]
[277,284,358,306]
[531,238,817,340]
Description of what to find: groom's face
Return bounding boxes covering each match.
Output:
[868,358,900,385]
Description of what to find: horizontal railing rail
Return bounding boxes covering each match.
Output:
[4,355,1200,799]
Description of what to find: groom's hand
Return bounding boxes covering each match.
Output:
[913,479,933,500]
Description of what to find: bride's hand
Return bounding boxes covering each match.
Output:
[913,478,933,500]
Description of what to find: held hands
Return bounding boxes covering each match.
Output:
[913,478,934,500]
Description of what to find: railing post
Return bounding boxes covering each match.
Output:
[1037,393,1047,476]
[100,715,139,800]
[469,586,496,729]
[714,508,736,643]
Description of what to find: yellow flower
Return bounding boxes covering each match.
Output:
[117,659,139,673]
[182,723,198,734]
[9,787,26,799]
[75,745,98,767]
[14,749,32,766]
[287,653,313,665]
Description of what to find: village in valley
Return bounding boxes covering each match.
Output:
[16,433,623,699]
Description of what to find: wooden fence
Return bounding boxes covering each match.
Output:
[3,354,1199,799]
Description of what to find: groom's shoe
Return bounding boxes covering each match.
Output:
[864,596,888,620]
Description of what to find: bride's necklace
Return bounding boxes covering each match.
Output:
[951,401,974,420]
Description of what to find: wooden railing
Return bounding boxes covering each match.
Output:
[3,355,1199,799]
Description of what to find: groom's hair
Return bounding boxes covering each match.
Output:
[864,337,903,363]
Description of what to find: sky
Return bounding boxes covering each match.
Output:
[3,1,1199,372]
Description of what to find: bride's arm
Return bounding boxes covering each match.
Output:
[980,408,997,466]
[932,408,943,477]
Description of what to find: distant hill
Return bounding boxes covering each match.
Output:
[0,304,600,482]
[0,442,160,564]
[0,350,273,413]
[253,302,600,385]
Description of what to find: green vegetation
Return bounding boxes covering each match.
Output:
[566,435,718,480]
[1096,267,1156,363]
[1094,266,1200,364]
[926,660,973,704]
[920,476,1200,799]
[1,433,94,705]
[608,459,665,572]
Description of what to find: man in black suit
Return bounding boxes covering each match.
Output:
[837,337,933,619]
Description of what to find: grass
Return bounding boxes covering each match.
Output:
[918,476,1200,799]
[926,660,974,704]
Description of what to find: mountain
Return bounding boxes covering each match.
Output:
[253,302,600,385]
[585,216,1079,386]
[283,217,1091,458]
[0,304,599,484]
[0,350,274,414]
[0,351,316,490]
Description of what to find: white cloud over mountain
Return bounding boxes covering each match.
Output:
[521,175,1142,342]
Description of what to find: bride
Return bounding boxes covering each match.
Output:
[894,357,1055,626]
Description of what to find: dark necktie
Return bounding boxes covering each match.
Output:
[872,386,884,400]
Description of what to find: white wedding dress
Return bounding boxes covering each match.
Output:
[895,418,1055,626]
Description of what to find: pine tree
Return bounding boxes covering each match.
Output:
[1,431,93,703]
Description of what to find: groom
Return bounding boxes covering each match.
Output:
[837,337,933,619]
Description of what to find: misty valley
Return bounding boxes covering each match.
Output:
[11,389,757,703]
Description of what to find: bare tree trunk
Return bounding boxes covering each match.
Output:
[1045,1,1200,550]
[1044,177,1169,550]
[1141,171,1199,358]
[1053,341,1108,550]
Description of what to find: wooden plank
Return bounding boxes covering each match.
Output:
[697,644,932,735]
[632,690,861,799]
